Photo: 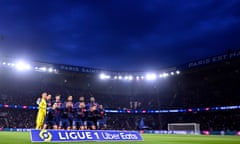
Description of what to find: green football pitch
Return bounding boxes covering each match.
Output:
[0,132,240,144]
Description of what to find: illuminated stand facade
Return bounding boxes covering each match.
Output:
[1,49,240,137]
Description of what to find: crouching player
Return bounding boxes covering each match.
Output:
[59,101,73,130]
[96,104,107,130]
[43,103,58,129]
[73,102,86,130]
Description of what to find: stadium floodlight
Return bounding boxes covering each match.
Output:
[171,72,175,75]
[100,73,105,79]
[34,67,38,70]
[118,76,122,80]
[48,68,53,72]
[128,75,133,80]
[176,70,180,75]
[146,73,157,80]
[6,63,15,67]
[16,61,31,70]
[16,61,25,70]
[141,76,144,79]
[162,72,169,78]
[39,67,47,71]
[124,76,129,80]
[114,76,118,79]
[2,62,6,65]
[99,73,110,79]
[159,74,163,78]
[136,76,140,80]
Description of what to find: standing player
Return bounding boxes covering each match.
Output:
[86,97,98,130]
[35,92,47,129]
[96,104,107,130]
[59,101,73,130]
[73,96,86,129]
[74,96,85,111]
[73,102,86,130]
[53,94,62,128]
[63,95,74,127]
[46,93,52,108]
[43,103,59,129]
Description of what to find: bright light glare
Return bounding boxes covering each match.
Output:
[48,68,53,72]
[118,76,122,80]
[99,73,110,79]
[26,65,31,70]
[39,67,47,71]
[100,73,105,79]
[128,75,133,80]
[6,63,15,67]
[16,62,25,70]
[176,70,180,75]
[171,72,174,75]
[16,61,31,70]
[146,73,156,80]
[162,72,169,77]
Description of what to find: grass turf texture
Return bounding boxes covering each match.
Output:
[0,132,240,144]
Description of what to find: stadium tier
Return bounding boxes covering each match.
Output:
[0,50,240,131]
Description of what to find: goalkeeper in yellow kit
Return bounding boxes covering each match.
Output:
[36,92,48,129]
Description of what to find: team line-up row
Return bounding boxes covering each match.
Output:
[35,92,107,130]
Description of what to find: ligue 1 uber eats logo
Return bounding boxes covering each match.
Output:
[39,130,53,142]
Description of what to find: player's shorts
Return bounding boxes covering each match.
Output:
[44,120,57,126]
[86,120,95,127]
[59,118,70,128]
[97,118,107,126]
[72,118,84,127]
[55,117,60,126]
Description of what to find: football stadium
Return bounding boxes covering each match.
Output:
[1,0,240,144]
[0,50,240,143]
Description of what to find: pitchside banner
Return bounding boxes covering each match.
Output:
[30,129,143,142]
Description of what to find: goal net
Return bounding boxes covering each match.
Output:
[168,123,200,134]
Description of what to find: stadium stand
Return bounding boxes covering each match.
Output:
[0,50,240,131]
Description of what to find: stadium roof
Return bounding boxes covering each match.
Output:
[0,49,240,78]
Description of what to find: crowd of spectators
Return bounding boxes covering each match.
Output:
[0,109,35,128]
[0,109,239,131]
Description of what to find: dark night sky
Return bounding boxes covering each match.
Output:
[0,0,240,71]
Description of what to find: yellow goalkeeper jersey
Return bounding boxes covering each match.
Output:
[38,98,47,113]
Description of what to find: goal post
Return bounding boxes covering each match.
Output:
[168,123,200,135]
